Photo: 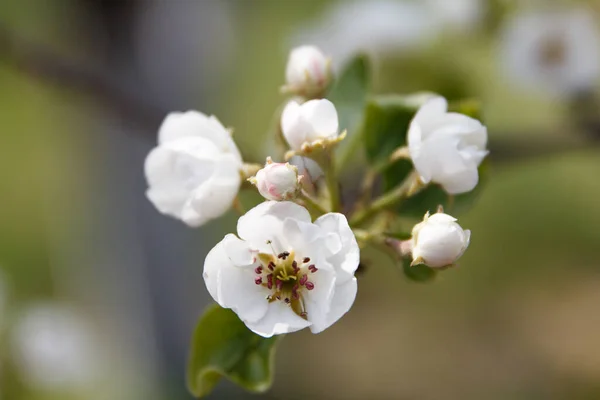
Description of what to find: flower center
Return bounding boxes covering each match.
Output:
[254,250,318,320]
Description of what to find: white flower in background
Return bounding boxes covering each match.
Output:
[408,96,488,194]
[284,45,332,97]
[411,211,471,268]
[145,111,243,227]
[203,201,359,337]
[290,0,435,67]
[425,0,482,32]
[249,158,301,201]
[11,304,98,390]
[281,99,340,152]
[499,8,600,96]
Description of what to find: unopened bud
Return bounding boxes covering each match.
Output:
[410,211,471,268]
[283,45,332,98]
[249,157,301,201]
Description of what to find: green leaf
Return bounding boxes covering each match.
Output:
[187,304,281,398]
[328,55,371,168]
[361,94,424,194]
[401,258,437,282]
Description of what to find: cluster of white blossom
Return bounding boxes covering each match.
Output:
[144,45,488,337]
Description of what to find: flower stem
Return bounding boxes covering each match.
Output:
[299,190,328,217]
[350,170,420,227]
[315,152,341,212]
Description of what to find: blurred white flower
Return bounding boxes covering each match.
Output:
[290,0,435,67]
[145,111,243,227]
[11,304,98,390]
[408,96,488,194]
[284,45,332,98]
[411,211,471,268]
[203,201,359,337]
[499,8,600,96]
[425,0,483,32]
[250,158,301,201]
[281,99,339,152]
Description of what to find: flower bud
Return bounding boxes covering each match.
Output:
[281,99,342,153]
[250,158,301,201]
[284,45,332,98]
[410,211,470,268]
[408,96,488,194]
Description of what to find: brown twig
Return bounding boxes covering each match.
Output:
[0,22,166,132]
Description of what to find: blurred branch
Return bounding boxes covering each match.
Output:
[0,22,166,132]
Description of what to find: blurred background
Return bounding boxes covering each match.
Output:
[1,0,600,399]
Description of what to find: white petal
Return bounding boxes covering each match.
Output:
[158,111,242,162]
[281,101,307,151]
[158,111,211,144]
[145,137,222,226]
[315,213,360,282]
[204,235,269,324]
[302,99,339,141]
[189,153,242,223]
[304,265,336,333]
[237,201,311,252]
[311,277,357,334]
[412,96,448,135]
[281,218,324,259]
[427,213,457,223]
[244,301,311,338]
[437,163,479,194]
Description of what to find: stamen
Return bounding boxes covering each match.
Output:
[284,298,290,304]
[255,277,262,285]
[267,275,273,289]
[292,260,298,271]
[292,285,300,299]
[276,279,283,291]
[268,262,275,271]
[308,265,318,273]
[299,275,308,285]
[303,257,310,263]
[255,266,263,274]
[305,281,315,290]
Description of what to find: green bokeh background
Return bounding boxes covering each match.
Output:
[1,0,600,399]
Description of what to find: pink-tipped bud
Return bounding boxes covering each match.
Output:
[252,159,301,201]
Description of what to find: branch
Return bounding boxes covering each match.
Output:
[0,22,167,132]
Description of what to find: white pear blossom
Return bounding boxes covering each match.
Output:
[290,0,435,68]
[411,211,470,268]
[408,96,488,194]
[284,45,331,97]
[499,7,600,96]
[281,99,340,152]
[145,111,243,227]
[11,304,99,390]
[203,201,359,337]
[250,158,301,201]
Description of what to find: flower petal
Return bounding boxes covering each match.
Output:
[314,213,360,282]
[203,234,269,324]
[411,96,448,136]
[302,99,339,141]
[304,264,336,333]
[237,201,311,252]
[281,101,307,151]
[311,277,357,334]
[158,111,242,162]
[145,137,221,226]
[244,301,311,338]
